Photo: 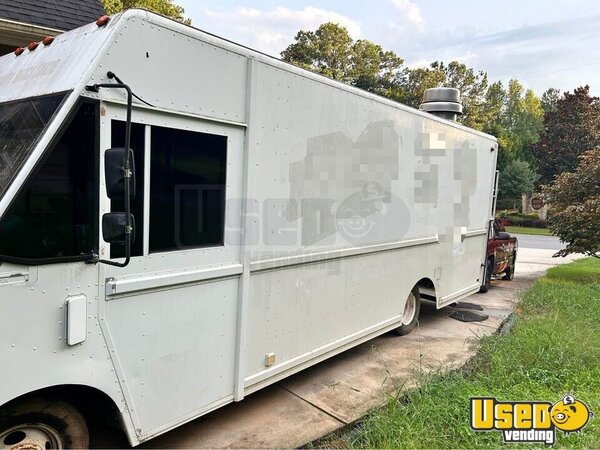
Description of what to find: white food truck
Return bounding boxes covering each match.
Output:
[0,9,497,448]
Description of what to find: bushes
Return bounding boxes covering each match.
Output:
[496,210,548,228]
[504,217,548,228]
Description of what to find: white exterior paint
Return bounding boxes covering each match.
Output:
[66,294,87,346]
[0,10,497,446]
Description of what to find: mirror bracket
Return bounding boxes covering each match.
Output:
[91,75,134,268]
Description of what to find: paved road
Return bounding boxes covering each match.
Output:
[513,233,564,251]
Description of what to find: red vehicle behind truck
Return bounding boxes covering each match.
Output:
[480,219,518,292]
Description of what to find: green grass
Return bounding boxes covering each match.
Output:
[505,225,553,236]
[319,258,600,449]
[546,258,600,284]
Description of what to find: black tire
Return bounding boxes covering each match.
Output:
[0,397,89,449]
[479,258,493,293]
[503,252,516,280]
[394,287,421,336]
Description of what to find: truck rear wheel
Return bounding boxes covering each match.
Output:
[0,398,89,450]
[394,288,421,335]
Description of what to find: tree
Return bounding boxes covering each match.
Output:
[500,80,544,166]
[393,65,445,107]
[431,61,489,130]
[519,89,545,154]
[541,87,560,114]
[533,86,600,184]
[498,159,537,208]
[350,40,403,96]
[392,61,489,130]
[281,23,354,81]
[391,61,490,131]
[478,79,543,178]
[281,23,404,94]
[543,147,600,258]
[101,0,191,24]
[481,81,505,138]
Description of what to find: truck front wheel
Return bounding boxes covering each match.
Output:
[0,398,89,450]
[394,288,421,335]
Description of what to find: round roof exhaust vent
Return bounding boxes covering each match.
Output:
[419,87,463,122]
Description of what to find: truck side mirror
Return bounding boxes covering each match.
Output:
[90,76,134,267]
[105,147,136,199]
[102,213,135,244]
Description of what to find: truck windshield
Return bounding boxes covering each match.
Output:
[0,93,66,201]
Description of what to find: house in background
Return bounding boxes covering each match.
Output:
[0,0,106,55]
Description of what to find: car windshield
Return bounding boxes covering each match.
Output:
[0,93,66,201]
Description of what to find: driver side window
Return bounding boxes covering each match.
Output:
[0,101,98,261]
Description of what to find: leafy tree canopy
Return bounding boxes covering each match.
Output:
[500,79,544,165]
[498,158,538,206]
[430,61,489,130]
[544,147,600,258]
[541,87,561,114]
[533,85,600,184]
[281,22,403,97]
[101,0,190,24]
[389,61,489,130]
[393,64,445,108]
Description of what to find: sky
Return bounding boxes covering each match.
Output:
[176,0,600,97]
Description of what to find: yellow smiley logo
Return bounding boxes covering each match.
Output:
[550,395,593,434]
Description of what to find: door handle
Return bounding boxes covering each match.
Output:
[0,272,29,286]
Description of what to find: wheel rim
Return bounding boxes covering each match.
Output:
[401,292,416,325]
[0,424,63,450]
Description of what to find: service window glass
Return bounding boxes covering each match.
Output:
[149,126,227,252]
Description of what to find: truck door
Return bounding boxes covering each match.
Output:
[0,98,106,401]
[97,103,244,438]
[493,220,510,272]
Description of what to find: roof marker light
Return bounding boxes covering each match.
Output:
[42,36,54,46]
[14,47,25,56]
[27,41,39,51]
[96,15,110,27]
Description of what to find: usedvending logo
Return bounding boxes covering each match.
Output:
[470,395,593,445]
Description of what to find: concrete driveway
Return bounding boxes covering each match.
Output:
[93,240,578,449]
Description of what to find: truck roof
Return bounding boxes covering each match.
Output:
[0,8,496,141]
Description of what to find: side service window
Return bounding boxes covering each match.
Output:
[0,102,97,260]
[149,126,227,252]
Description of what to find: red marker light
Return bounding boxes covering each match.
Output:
[14,47,25,56]
[96,15,110,27]
[42,36,54,46]
[27,41,39,51]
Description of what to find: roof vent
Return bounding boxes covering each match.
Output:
[420,87,463,122]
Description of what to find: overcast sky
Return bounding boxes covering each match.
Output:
[177,0,600,96]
